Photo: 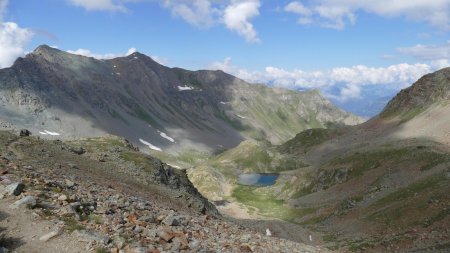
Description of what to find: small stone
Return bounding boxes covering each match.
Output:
[189,239,200,249]
[73,230,109,244]
[58,194,68,201]
[5,182,25,196]
[10,196,36,209]
[125,247,147,253]
[172,234,189,250]
[0,177,11,185]
[162,213,180,226]
[240,244,253,252]
[112,235,126,249]
[157,230,174,242]
[59,205,76,217]
[138,215,155,223]
[65,179,75,187]
[143,228,156,238]
[19,129,31,137]
[240,234,251,243]
[69,146,86,155]
[39,228,62,242]
[127,213,138,223]
[133,226,143,233]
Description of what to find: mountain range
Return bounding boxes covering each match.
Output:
[0,45,362,154]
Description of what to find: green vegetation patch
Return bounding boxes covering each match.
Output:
[280,128,342,154]
[62,217,85,232]
[372,175,446,207]
[232,185,317,221]
[121,151,149,165]
[366,174,449,227]
[330,147,449,179]
[381,103,429,124]
[71,137,125,152]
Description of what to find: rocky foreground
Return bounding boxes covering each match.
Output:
[0,131,328,253]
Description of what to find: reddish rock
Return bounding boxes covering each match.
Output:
[157,229,175,242]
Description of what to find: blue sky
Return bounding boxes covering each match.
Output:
[1,0,449,116]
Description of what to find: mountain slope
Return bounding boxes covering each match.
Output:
[380,67,450,119]
[0,45,362,154]
[189,67,450,252]
[0,130,328,252]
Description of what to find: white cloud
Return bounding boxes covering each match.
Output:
[339,83,361,101]
[162,0,262,42]
[398,42,450,61]
[126,47,137,55]
[314,3,355,30]
[223,0,260,43]
[0,22,34,68]
[208,57,433,101]
[285,0,450,30]
[284,1,313,25]
[398,41,450,69]
[67,48,121,59]
[163,0,217,28]
[0,0,34,68]
[66,0,261,43]
[68,0,127,12]
[66,47,168,64]
[430,59,450,69]
[67,48,137,59]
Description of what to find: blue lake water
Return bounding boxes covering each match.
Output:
[238,173,279,186]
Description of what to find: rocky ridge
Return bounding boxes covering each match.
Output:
[381,67,450,119]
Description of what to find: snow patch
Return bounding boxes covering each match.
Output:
[266,229,272,236]
[134,56,138,60]
[139,138,162,151]
[177,85,194,91]
[220,101,227,105]
[156,130,175,143]
[40,130,60,136]
[113,65,117,68]
[236,114,247,119]
[160,132,175,143]
[167,163,181,169]
[116,72,121,75]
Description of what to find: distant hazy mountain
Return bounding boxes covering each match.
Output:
[328,85,399,118]
[0,45,363,153]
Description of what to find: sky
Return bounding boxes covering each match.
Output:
[1,0,450,116]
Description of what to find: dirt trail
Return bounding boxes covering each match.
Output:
[0,198,88,253]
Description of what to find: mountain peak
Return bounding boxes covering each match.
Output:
[123,51,165,68]
[32,44,61,55]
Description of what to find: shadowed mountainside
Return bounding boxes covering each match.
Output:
[0,45,362,154]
